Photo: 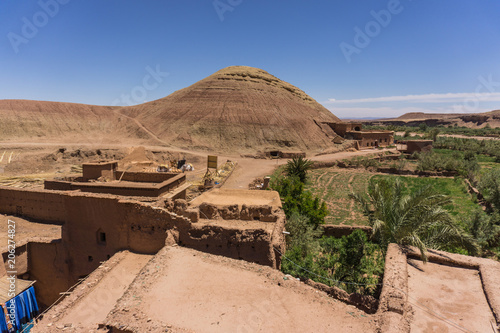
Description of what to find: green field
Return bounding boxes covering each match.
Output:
[306,168,372,225]
[307,168,482,226]
[372,175,481,222]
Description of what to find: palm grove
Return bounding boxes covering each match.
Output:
[272,155,497,297]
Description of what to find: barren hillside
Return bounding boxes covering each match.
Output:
[122,66,341,153]
[1,67,342,152]
[0,100,149,144]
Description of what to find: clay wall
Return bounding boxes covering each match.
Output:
[198,203,279,222]
[44,180,73,191]
[114,171,178,183]
[43,173,186,197]
[61,195,130,281]
[322,225,372,238]
[0,187,66,224]
[405,140,433,153]
[180,224,276,267]
[28,242,71,308]
[124,202,191,254]
[264,151,306,159]
[327,123,363,136]
[348,131,393,148]
[2,243,28,276]
[82,162,117,181]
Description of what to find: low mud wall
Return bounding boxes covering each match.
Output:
[28,241,70,308]
[376,167,457,177]
[0,187,66,224]
[377,244,412,333]
[180,225,276,267]
[322,225,372,238]
[198,203,279,222]
[305,279,378,313]
[115,171,178,183]
[43,173,186,197]
[169,199,286,268]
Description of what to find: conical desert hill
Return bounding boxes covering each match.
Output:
[122,66,341,152]
[0,99,148,144]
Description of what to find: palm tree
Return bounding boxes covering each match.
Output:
[284,156,314,183]
[350,178,478,262]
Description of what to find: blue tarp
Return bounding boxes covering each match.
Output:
[1,286,39,333]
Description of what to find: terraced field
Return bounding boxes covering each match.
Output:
[306,168,372,225]
[307,167,482,226]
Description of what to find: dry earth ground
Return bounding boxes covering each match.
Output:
[407,259,496,333]
[105,246,376,332]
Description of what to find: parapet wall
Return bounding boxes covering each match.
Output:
[114,171,178,183]
[198,203,279,222]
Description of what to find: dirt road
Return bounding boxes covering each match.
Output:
[222,148,395,189]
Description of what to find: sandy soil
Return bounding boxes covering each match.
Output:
[106,246,376,332]
[407,259,496,333]
[0,214,61,250]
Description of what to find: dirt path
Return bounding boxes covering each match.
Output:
[141,246,375,332]
[407,259,496,333]
[222,148,393,189]
[53,252,152,328]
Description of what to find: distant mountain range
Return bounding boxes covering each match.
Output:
[360,110,500,128]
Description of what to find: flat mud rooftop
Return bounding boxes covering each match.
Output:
[407,258,496,332]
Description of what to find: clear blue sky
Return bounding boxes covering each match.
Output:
[1,0,499,118]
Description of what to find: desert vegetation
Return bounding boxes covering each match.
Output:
[272,157,385,296]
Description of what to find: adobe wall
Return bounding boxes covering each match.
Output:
[28,241,71,308]
[348,131,394,148]
[322,225,372,238]
[169,199,286,268]
[377,244,412,333]
[82,162,117,181]
[43,173,186,197]
[0,187,66,224]
[2,243,28,276]
[327,122,363,136]
[405,140,433,153]
[180,224,276,267]
[198,203,279,222]
[115,171,178,183]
